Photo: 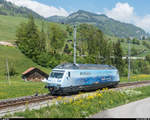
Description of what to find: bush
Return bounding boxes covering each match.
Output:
[120,66,128,77]
[49,57,60,68]
[36,53,52,68]
[142,65,150,74]
[146,55,150,63]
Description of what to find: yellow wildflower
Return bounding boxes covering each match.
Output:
[87,95,94,100]
[105,87,108,90]
[110,100,113,104]
[99,101,102,104]
[69,98,73,103]
[97,93,102,97]
[57,96,62,101]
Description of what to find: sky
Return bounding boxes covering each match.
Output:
[5,0,150,33]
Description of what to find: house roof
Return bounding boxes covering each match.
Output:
[22,67,36,75]
[22,67,49,79]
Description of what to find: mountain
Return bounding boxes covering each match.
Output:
[47,15,66,23]
[0,0,44,19]
[47,10,149,39]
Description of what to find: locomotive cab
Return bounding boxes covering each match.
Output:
[44,70,65,93]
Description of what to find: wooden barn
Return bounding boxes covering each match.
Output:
[22,67,49,82]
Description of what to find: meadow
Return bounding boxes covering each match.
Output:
[0,76,49,100]
[0,15,48,43]
[4,85,150,118]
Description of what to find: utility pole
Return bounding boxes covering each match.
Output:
[128,37,131,82]
[6,58,10,85]
[73,24,77,65]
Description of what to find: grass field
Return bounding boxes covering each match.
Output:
[0,76,49,100]
[0,15,30,43]
[0,15,52,43]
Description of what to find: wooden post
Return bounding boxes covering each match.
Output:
[6,58,10,85]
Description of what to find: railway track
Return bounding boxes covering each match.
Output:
[0,80,150,111]
[118,80,150,87]
[0,94,57,110]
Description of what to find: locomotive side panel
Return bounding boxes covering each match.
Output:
[61,69,119,92]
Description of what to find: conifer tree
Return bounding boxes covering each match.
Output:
[113,40,125,73]
[16,15,40,60]
[39,21,46,53]
[47,23,67,54]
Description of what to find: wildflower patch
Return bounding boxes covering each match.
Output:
[121,89,142,97]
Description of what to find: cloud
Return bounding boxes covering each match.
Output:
[105,2,150,33]
[105,2,135,23]
[5,0,69,18]
[135,15,150,33]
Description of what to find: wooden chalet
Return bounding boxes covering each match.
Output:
[22,67,49,82]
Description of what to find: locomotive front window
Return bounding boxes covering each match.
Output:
[50,72,64,78]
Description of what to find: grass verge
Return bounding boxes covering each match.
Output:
[120,74,150,83]
[0,76,49,100]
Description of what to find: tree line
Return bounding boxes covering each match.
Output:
[17,15,148,76]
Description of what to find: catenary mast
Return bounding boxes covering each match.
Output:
[73,25,77,65]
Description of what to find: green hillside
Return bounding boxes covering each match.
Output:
[0,46,50,79]
[0,14,150,57]
[47,15,66,23]
[0,45,50,99]
[0,0,44,19]
[0,15,46,43]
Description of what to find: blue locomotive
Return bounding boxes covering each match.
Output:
[43,63,120,95]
